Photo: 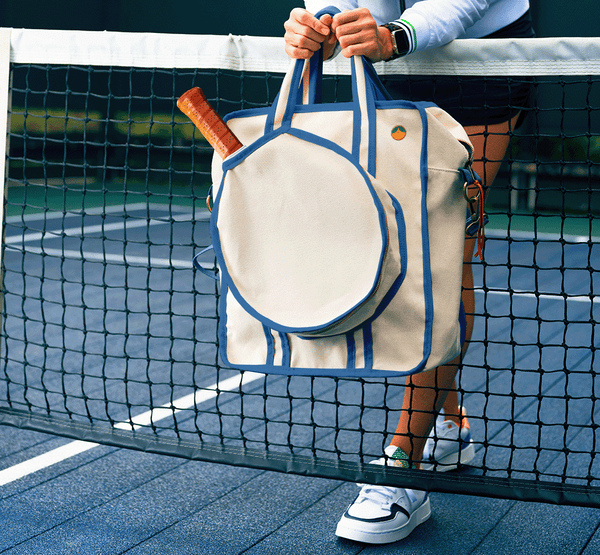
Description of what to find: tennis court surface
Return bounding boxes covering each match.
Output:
[1,28,600,553]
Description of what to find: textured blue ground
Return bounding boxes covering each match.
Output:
[1,425,600,554]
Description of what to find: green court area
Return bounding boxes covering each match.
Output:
[488,212,600,239]
[9,107,198,143]
[7,106,212,218]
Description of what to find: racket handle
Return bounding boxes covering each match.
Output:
[177,87,243,159]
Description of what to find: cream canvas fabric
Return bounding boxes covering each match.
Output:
[204,52,474,377]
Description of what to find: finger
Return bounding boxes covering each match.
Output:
[319,14,333,28]
[284,28,327,60]
[334,21,366,44]
[333,11,377,44]
[284,28,326,54]
[283,9,334,59]
[331,7,370,31]
[285,19,332,49]
[290,8,331,37]
[337,30,380,59]
[284,42,316,59]
[319,15,338,48]
[337,27,372,46]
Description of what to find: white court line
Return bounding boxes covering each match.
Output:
[5,202,156,224]
[3,203,213,268]
[0,371,264,486]
[485,228,600,244]
[474,287,597,304]
[5,202,209,224]
[5,246,208,270]
[4,212,205,245]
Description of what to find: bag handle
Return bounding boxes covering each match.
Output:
[300,6,392,106]
[193,245,219,281]
[266,53,386,175]
[302,6,339,104]
[265,5,340,123]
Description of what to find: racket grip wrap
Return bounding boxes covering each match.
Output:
[177,87,243,159]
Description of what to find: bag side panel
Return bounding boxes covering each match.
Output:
[367,106,429,372]
[425,168,466,368]
[424,109,472,367]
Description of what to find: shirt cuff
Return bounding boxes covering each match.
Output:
[390,11,430,54]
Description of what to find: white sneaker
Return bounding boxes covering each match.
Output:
[335,447,431,544]
[422,406,475,472]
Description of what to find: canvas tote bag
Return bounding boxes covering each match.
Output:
[201,39,477,378]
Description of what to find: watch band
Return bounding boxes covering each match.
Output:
[381,23,411,61]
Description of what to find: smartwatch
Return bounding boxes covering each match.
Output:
[381,23,411,60]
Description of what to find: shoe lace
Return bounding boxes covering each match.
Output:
[356,484,410,507]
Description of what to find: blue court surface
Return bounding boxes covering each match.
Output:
[1,202,600,554]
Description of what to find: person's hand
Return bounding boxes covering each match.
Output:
[331,8,394,62]
[284,8,338,60]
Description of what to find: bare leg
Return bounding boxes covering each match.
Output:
[389,114,520,462]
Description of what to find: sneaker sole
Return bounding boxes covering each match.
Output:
[335,497,431,545]
[422,441,476,472]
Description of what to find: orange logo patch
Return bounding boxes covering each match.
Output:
[392,125,407,141]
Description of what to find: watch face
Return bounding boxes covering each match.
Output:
[394,29,410,56]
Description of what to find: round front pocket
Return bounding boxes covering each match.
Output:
[212,131,403,336]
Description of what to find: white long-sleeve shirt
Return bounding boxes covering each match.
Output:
[304,0,530,54]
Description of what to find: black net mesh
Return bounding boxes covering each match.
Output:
[1,54,600,506]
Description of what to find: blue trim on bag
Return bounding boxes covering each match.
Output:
[308,47,324,104]
[346,332,356,370]
[365,67,377,176]
[281,59,306,130]
[263,325,275,365]
[416,103,434,370]
[219,361,429,379]
[363,324,374,370]
[350,57,385,177]
[220,125,286,172]
[362,192,408,325]
[350,58,362,165]
[219,283,230,365]
[459,300,467,348]
[193,245,218,281]
[374,99,433,111]
[279,332,291,367]
[314,6,341,18]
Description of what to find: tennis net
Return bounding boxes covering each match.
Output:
[1,28,600,506]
